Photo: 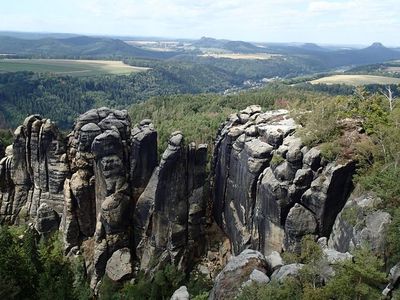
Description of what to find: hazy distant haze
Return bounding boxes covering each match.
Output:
[1,0,399,45]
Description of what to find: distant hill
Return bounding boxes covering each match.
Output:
[0,36,180,59]
[191,37,229,49]
[320,42,400,67]
[299,43,330,52]
[192,37,264,53]
[0,31,80,39]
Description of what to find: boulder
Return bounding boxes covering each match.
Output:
[328,194,391,256]
[35,203,60,234]
[209,249,270,300]
[284,203,317,253]
[382,263,400,297]
[105,248,133,281]
[266,251,284,271]
[271,263,304,282]
[170,286,190,300]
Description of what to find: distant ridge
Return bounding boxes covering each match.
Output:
[0,35,179,59]
[299,43,330,52]
[192,36,263,53]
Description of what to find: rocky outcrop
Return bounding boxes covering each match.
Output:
[0,115,69,225]
[1,105,364,294]
[271,263,304,282]
[170,286,190,300]
[383,263,400,298]
[35,203,60,234]
[105,247,133,281]
[209,249,270,300]
[328,194,391,256]
[134,132,208,273]
[212,106,356,255]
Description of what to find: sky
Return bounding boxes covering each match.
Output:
[0,0,399,45]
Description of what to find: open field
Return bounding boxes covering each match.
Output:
[386,66,400,73]
[310,74,400,86]
[0,59,149,76]
[198,53,280,60]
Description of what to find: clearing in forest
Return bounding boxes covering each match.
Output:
[310,74,400,86]
[0,59,149,76]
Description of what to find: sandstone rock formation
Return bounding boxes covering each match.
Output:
[170,286,190,300]
[0,105,368,295]
[0,107,209,291]
[134,132,208,273]
[383,263,400,298]
[208,249,270,300]
[0,115,69,225]
[105,247,133,281]
[328,193,391,256]
[212,106,356,255]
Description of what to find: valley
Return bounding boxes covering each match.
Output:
[0,28,400,300]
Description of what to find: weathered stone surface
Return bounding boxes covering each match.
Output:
[35,203,60,234]
[328,194,391,256]
[0,115,68,225]
[170,286,190,300]
[271,263,304,282]
[130,121,158,203]
[284,203,317,253]
[105,247,132,281]
[212,106,356,256]
[134,132,208,273]
[209,249,270,300]
[382,263,400,297]
[266,251,284,271]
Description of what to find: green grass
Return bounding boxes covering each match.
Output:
[310,74,400,86]
[0,59,149,77]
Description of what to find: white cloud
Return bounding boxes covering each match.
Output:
[0,0,399,44]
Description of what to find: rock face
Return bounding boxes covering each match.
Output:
[134,132,208,272]
[1,106,364,294]
[35,203,60,234]
[105,247,133,281]
[212,107,355,255]
[209,249,270,300]
[0,115,69,225]
[383,263,400,297]
[328,194,391,255]
[0,107,209,291]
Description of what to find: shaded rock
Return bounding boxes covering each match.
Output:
[300,161,355,237]
[284,203,317,253]
[35,203,60,234]
[209,249,269,300]
[382,263,400,297]
[130,120,158,203]
[134,132,208,273]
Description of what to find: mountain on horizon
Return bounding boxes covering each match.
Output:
[0,35,179,59]
[192,36,263,53]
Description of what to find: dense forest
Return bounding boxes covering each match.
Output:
[1,82,400,299]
